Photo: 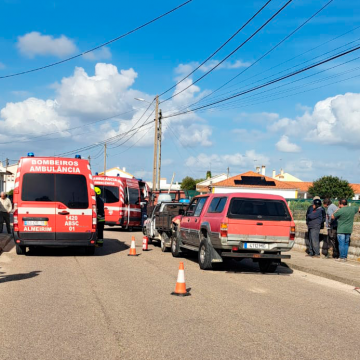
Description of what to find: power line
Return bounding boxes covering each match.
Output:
[0,0,193,80]
[182,0,334,110]
[161,0,294,103]
[158,0,273,97]
[0,109,137,145]
[163,44,360,119]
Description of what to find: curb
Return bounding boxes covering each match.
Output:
[281,261,360,288]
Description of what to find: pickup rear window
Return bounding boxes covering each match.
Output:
[22,173,89,209]
[228,198,291,221]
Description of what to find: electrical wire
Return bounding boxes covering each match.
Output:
[182,0,334,109]
[158,0,273,97]
[161,0,294,103]
[162,44,360,119]
[0,0,193,80]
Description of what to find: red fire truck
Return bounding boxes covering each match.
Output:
[93,175,150,230]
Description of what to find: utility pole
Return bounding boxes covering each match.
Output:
[227,167,229,179]
[152,95,159,191]
[104,143,107,176]
[4,158,8,193]
[157,109,162,191]
[88,155,91,169]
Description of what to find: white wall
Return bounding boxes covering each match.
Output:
[213,187,297,199]
[103,169,133,178]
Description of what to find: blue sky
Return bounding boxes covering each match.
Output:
[1,0,360,183]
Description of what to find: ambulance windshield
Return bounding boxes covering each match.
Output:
[22,173,89,209]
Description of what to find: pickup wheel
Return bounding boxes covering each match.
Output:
[198,239,213,270]
[161,233,170,252]
[258,260,278,273]
[171,229,181,257]
[16,244,26,255]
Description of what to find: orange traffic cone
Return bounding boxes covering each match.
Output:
[171,262,191,297]
[128,236,139,256]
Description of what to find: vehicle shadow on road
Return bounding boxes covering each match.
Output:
[0,270,41,283]
[183,255,293,275]
[26,238,129,257]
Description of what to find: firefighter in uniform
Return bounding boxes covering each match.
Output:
[94,187,105,246]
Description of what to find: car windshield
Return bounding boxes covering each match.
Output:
[228,198,291,221]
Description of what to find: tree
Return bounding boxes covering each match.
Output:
[206,170,212,179]
[180,177,206,190]
[308,175,354,199]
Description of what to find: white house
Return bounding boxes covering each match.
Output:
[0,162,17,193]
[196,173,228,193]
[146,178,181,191]
[98,167,134,179]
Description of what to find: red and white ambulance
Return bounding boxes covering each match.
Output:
[93,175,150,229]
[13,153,97,255]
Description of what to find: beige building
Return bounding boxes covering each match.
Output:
[98,167,134,179]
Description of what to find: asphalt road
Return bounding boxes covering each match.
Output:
[0,229,359,360]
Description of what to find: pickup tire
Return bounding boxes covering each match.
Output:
[258,259,278,273]
[16,244,26,255]
[171,228,181,257]
[198,239,213,270]
[161,233,170,252]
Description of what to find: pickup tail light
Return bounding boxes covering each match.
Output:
[220,223,228,237]
[13,208,18,232]
[290,226,296,240]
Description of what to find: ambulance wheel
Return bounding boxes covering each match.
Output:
[85,246,95,256]
[16,244,26,255]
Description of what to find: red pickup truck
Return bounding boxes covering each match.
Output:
[171,193,295,272]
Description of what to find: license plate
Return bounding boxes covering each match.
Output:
[24,221,47,226]
[244,243,267,249]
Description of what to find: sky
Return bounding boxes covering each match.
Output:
[1,0,360,183]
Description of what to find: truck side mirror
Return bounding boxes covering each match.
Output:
[178,209,185,216]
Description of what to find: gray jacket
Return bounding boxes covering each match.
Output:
[326,203,338,229]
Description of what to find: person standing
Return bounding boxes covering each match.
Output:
[322,198,339,259]
[306,199,323,258]
[306,196,325,253]
[94,187,105,246]
[0,192,12,234]
[332,199,359,262]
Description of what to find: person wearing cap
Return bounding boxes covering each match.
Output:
[305,196,325,254]
[332,199,360,262]
[94,187,105,246]
[306,198,323,258]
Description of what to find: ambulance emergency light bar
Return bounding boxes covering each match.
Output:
[27,152,35,157]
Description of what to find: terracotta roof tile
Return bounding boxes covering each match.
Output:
[213,171,297,189]
[286,181,313,192]
[351,184,360,194]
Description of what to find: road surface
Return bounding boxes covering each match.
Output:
[0,229,359,360]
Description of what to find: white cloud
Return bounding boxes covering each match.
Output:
[0,62,5,70]
[185,150,269,170]
[11,90,31,97]
[82,47,112,61]
[269,93,360,148]
[17,32,77,58]
[0,98,70,139]
[175,59,250,75]
[176,124,212,147]
[276,135,301,153]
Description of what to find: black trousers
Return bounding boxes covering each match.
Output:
[322,228,339,258]
[0,212,11,234]
[97,222,104,240]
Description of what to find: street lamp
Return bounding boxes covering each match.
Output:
[134,97,152,104]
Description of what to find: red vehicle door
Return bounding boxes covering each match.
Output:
[55,173,93,240]
[18,171,57,240]
[179,197,199,245]
[187,197,209,246]
[126,181,141,227]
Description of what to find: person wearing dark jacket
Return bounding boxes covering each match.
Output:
[95,187,105,246]
[306,199,323,258]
